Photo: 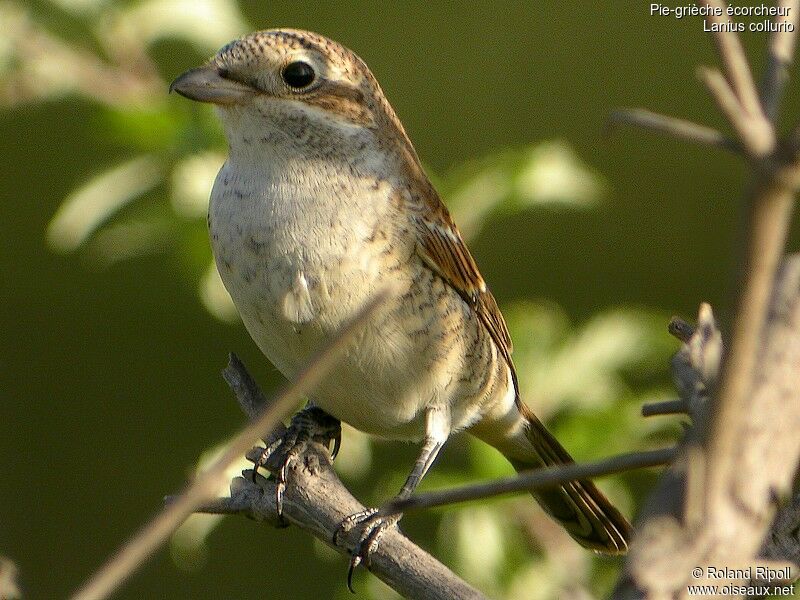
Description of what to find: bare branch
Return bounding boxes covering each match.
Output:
[176,319,485,599]
[222,353,274,422]
[384,448,676,515]
[760,0,800,123]
[200,357,486,599]
[69,290,392,600]
[701,0,764,119]
[607,108,739,152]
[615,256,800,598]
[697,66,775,158]
[705,185,795,499]
[192,470,487,600]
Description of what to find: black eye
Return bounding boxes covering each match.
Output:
[281,61,316,89]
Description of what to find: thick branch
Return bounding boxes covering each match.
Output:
[705,182,795,500]
[611,6,800,596]
[196,461,485,600]
[614,256,800,598]
[207,346,485,600]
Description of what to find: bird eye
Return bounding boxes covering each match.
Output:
[281,61,316,89]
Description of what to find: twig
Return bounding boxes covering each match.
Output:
[641,399,688,417]
[384,448,676,515]
[69,290,391,600]
[668,316,696,343]
[222,353,273,421]
[702,0,764,119]
[607,108,739,152]
[760,0,800,123]
[207,472,486,600]
[697,66,775,158]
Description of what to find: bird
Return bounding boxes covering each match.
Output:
[170,28,632,575]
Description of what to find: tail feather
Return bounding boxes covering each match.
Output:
[509,411,632,554]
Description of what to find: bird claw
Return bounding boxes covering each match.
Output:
[333,508,401,593]
[250,406,341,517]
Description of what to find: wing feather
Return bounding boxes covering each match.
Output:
[413,197,513,364]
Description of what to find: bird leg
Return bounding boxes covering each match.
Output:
[250,405,341,517]
[334,420,445,592]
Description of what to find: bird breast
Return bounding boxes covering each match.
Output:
[208,150,406,367]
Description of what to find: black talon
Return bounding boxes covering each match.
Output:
[347,557,360,593]
[331,432,342,461]
[334,507,401,591]
[247,406,341,517]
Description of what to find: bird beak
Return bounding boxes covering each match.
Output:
[169,65,257,105]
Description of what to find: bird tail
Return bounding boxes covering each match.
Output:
[471,399,632,554]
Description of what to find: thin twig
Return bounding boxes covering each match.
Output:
[760,0,800,123]
[183,495,249,516]
[702,0,764,119]
[69,290,392,600]
[641,399,688,417]
[668,316,696,343]
[607,108,739,152]
[222,353,272,421]
[698,67,775,158]
[384,448,676,514]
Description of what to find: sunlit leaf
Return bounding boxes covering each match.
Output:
[0,556,21,600]
[110,0,249,53]
[513,141,605,208]
[505,301,671,416]
[169,441,252,571]
[442,141,605,240]
[170,151,225,218]
[46,154,163,252]
[199,260,238,322]
[83,216,173,268]
[46,0,110,15]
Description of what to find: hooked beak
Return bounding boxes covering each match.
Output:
[169,65,257,105]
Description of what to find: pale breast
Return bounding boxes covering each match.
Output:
[208,158,507,440]
[210,159,387,358]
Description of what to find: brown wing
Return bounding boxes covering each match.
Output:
[412,193,514,367]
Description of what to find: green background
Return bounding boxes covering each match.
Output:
[2,2,797,599]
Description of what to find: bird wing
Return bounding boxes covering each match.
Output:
[411,188,514,366]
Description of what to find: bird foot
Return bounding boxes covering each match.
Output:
[333,508,402,593]
[250,406,341,517]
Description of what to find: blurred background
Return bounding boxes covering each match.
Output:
[2,2,798,599]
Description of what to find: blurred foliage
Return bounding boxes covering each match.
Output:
[0,556,21,600]
[0,2,707,599]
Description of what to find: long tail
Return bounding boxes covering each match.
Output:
[471,400,632,554]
